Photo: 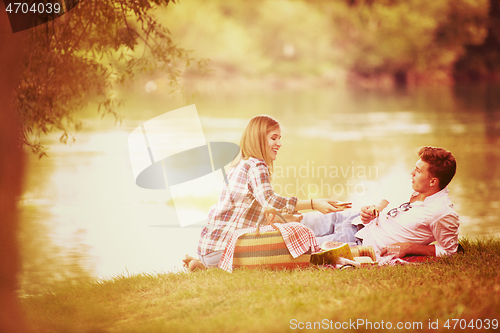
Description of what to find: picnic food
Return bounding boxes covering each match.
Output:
[321,241,345,250]
[311,241,354,265]
[311,242,378,267]
[350,245,376,262]
[334,202,352,209]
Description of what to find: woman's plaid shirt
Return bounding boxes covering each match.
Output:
[198,157,298,256]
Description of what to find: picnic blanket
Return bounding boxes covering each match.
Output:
[315,254,439,270]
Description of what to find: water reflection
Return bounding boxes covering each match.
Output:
[19,84,500,293]
[19,154,95,294]
[19,129,204,294]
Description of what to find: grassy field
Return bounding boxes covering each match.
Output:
[21,238,500,333]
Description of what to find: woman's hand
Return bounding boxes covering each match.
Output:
[295,199,351,214]
[280,213,303,223]
[314,199,350,214]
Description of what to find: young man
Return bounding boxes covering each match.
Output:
[302,146,459,258]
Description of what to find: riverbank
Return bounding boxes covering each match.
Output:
[21,237,500,332]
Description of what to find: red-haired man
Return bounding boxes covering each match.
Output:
[302,146,459,259]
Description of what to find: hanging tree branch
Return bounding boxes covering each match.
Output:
[15,0,198,157]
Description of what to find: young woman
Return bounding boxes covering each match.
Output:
[184,115,345,271]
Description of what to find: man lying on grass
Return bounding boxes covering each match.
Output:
[302,146,459,259]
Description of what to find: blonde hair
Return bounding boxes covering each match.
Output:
[231,115,280,174]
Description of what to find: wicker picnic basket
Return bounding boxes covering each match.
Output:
[232,208,312,270]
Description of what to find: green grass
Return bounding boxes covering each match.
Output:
[21,238,500,332]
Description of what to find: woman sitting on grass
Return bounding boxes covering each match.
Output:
[183,115,346,271]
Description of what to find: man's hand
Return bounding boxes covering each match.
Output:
[360,199,389,224]
[360,205,378,224]
[380,243,409,258]
[380,242,436,258]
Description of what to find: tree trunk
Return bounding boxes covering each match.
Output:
[0,3,29,333]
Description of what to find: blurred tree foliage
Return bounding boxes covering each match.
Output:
[16,0,198,157]
[454,0,500,80]
[323,0,489,85]
[18,0,496,155]
[160,0,489,85]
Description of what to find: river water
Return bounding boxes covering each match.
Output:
[18,83,500,293]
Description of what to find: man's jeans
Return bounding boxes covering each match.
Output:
[301,210,361,246]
